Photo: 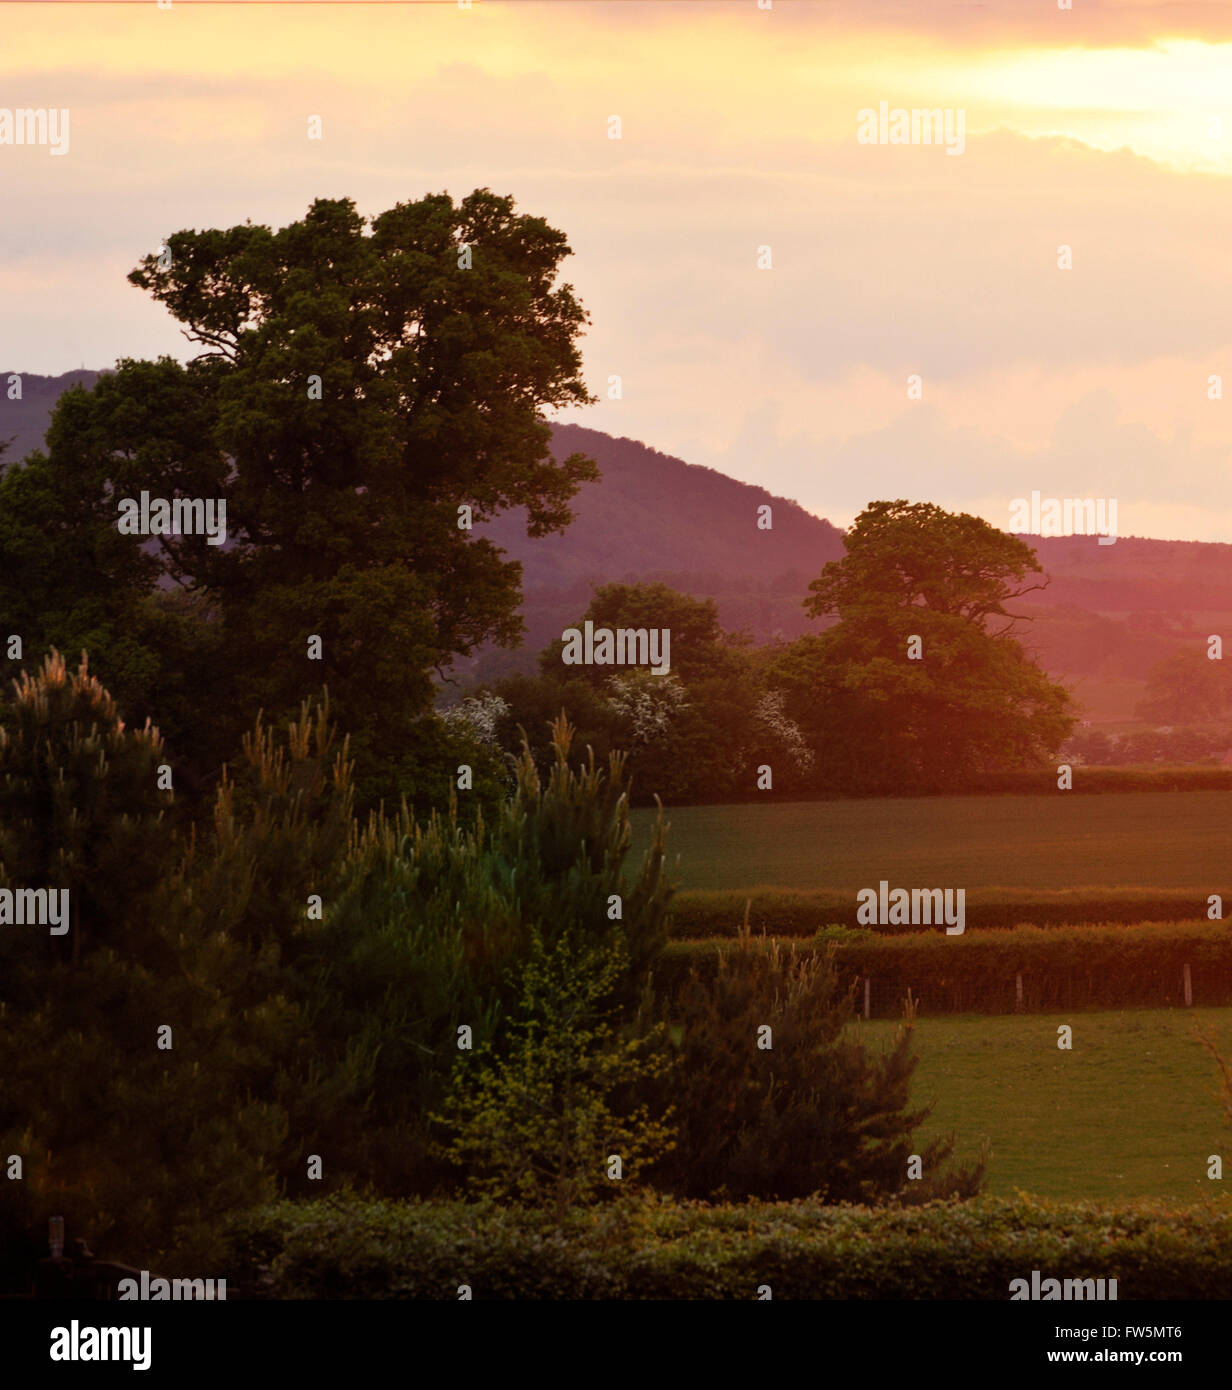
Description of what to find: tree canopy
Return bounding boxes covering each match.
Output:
[774,501,1075,791]
[0,191,597,805]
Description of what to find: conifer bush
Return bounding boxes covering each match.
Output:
[0,657,976,1284]
[0,650,173,959]
[313,715,674,1192]
[0,653,289,1274]
[648,931,983,1202]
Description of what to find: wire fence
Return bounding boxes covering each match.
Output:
[854,963,1220,1018]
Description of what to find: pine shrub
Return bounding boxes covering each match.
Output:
[649,929,982,1202]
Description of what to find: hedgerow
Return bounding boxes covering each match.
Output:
[656,922,1232,1014]
[220,1193,1232,1299]
[668,888,1229,938]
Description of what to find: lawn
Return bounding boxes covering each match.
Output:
[857,1007,1232,1203]
[630,791,1232,893]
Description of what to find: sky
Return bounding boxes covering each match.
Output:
[2,0,1232,541]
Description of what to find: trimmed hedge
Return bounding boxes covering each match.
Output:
[668,888,1228,938]
[655,922,1232,1015]
[219,1194,1232,1299]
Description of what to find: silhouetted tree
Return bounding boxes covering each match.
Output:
[771,501,1075,791]
[0,192,597,806]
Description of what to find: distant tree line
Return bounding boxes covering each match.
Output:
[470,502,1078,803]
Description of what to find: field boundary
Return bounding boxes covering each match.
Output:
[658,922,1232,1016]
[667,887,1230,937]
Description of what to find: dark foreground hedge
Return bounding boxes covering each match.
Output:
[219,1195,1232,1299]
[658,922,1232,1014]
[668,888,1229,938]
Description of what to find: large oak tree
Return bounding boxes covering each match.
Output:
[772,500,1075,791]
[0,192,597,803]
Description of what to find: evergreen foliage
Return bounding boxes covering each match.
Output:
[649,931,982,1202]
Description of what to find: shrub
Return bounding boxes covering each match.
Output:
[431,930,675,1221]
[0,690,679,1273]
[0,649,174,958]
[219,1193,1232,1300]
[646,932,980,1201]
[0,654,289,1276]
[305,715,675,1193]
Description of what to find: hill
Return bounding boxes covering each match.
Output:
[472,423,845,676]
[6,371,1232,718]
[0,370,101,464]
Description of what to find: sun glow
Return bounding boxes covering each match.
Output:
[960,39,1232,172]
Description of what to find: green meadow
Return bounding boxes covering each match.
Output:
[631,791,1232,894]
[858,1008,1232,1203]
[628,795,1232,1203]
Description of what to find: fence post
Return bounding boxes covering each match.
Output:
[1015,973,1023,1012]
[863,976,871,1020]
[1183,963,1193,1007]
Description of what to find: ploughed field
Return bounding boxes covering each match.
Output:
[630,791,1232,895]
[857,1008,1232,1203]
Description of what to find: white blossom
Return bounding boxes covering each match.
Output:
[440,691,510,747]
[605,670,689,744]
[754,689,815,773]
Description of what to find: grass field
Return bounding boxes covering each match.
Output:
[857,1007,1232,1203]
[630,791,1232,893]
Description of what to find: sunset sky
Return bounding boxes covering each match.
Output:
[3,0,1232,541]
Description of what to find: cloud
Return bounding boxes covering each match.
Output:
[4,0,1231,542]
